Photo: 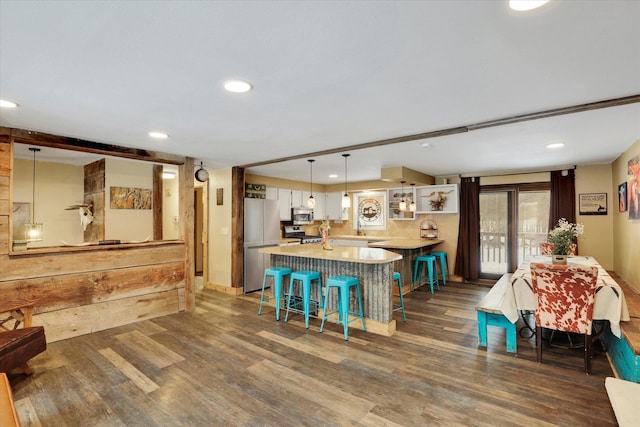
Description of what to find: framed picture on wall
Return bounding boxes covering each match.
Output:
[618,182,627,212]
[579,193,607,215]
[352,191,386,231]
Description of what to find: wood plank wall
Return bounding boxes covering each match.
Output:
[0,128,194,343]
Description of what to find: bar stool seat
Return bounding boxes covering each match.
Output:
[413,255,440,293]
[285,270,324,328]
[430,251,449,285]
[320,275,366,340]
[393,272,407,322]
[258,267,292,321]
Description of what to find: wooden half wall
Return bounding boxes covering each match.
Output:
[0,128,195,343]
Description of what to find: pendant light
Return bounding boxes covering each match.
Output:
[307,159,316,209]
[24,147,43,242]
[409,183,416,212]
[341,154,351,208]
[399,180,407,212]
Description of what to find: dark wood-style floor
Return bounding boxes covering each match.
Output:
[8,281,618,426]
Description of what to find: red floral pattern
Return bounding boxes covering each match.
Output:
[530,262,598,334]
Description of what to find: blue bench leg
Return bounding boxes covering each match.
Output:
[477,311,488,347]
[480,312,517,354]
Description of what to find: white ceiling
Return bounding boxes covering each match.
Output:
[1,1,639,184]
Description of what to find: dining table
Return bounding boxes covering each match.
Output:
[498,255,631,338]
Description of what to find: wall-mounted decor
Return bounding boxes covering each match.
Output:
[353,191,386,230]
[110,186,152,209]
[216,188,224,206]
[578,193,607,215]
[618,182,628,212]
[245,183,266,199]
[628,154,640,219]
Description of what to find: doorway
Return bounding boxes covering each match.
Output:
[479,183,550,279]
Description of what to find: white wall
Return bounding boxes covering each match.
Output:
[162,170,180,240]
[105,158,153,241]
[207,167,232,287]
[13,158,84,247]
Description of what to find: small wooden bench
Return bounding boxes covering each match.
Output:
[476,273,517,353]
[0,372,20,427]
[605,377,640,426]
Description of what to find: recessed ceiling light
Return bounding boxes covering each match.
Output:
[421,142,431,148]
[509,0,550,11]
[329,174,339,179]
[224,80,252,93]
[547,142,565,149]
[0,99,18,108]
[149,131,168,139]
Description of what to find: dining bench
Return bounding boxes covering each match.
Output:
[476,273,516,353]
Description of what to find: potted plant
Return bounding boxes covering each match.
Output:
[547,218,584,264]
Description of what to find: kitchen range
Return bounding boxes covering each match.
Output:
[284,225,322,245]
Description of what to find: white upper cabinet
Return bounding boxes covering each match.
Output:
[265,187,278,200]
[291,190,303,208]
[302,191,325,221]
[277,188,292,220]
[325,192,344,220]
[415,184,459,214]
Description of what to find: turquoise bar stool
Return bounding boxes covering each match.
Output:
[258,267,292,321]
[285,270,323,329]
[430,251,449,285]
[320,275,366,341]
[393,272,407,322]
[412,255,440,293]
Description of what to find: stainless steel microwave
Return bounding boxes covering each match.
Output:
[292,207,314,225]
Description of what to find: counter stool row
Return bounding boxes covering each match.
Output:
[412,251,449,293]
[258,267,407,340]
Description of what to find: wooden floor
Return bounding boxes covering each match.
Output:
[8,281,618,426]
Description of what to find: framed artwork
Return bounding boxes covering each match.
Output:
[578,193,607,215]
[353,191,386,231]
[110,186,152,209]
[628,154,640,219]
[618,182,627,212]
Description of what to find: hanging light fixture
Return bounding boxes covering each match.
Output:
[399,180,407,212]
[341,154,351,208]
[307,159,316,209]
[24,147,43,242]
[409,183,416,212]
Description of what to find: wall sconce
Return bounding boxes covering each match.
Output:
[307,159,316,209]
[342,154,351,208]
[25,147,43,242]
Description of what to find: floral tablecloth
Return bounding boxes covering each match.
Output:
[499,255,630,338]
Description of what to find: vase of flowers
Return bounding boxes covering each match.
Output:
[547,218,584,264]
[430,195,447,211]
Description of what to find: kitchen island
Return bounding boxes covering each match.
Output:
[368,239,444,293]
[260,245,402,336]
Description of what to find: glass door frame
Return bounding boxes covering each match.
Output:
[480,182,550,280]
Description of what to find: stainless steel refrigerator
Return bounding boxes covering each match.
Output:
[243,198,281,293]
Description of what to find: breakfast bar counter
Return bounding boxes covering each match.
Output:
[260,245,402,336]
[368,239,444,292]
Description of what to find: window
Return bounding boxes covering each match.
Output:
[480,183,550,278]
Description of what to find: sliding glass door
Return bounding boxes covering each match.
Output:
[480,183,550,279]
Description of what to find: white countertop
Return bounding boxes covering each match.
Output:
[260,244,402,264]
[368,239,443,250]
